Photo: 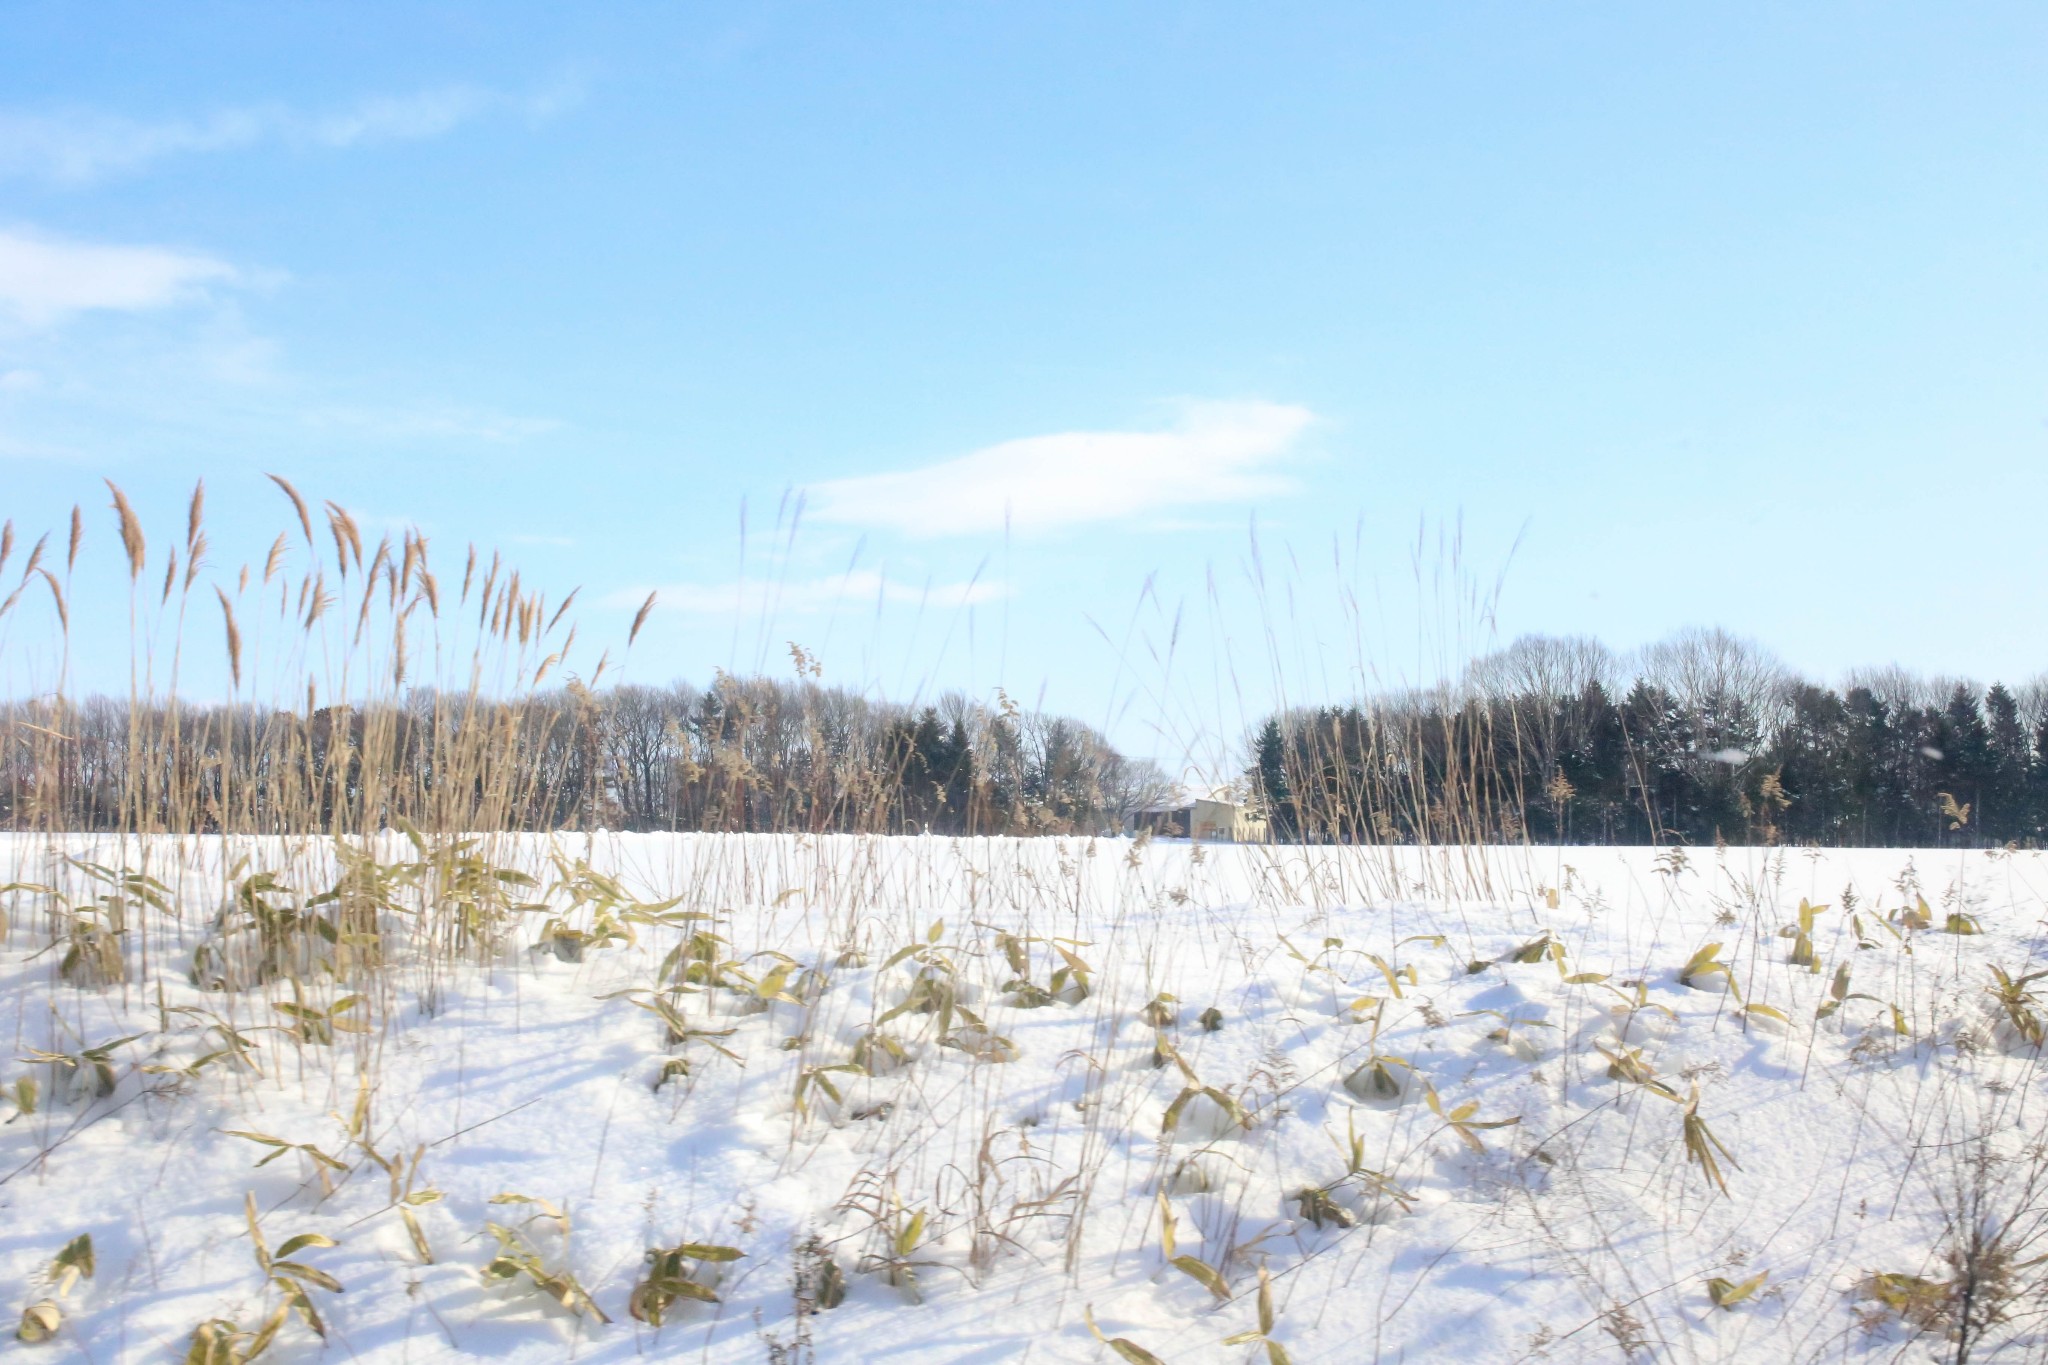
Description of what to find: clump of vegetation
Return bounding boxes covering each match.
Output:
[842,1180,944,1302]
[630,1239,745,1322]
[1679,1086,1738,1196]
[1424,1085,1520,1154]
[1985,965,2048,1048]
[482,1194,609,1322]
[1158,1047,1252,1139]
[1156,1190,1231,1300]
[184,1194,343,1361]
[1221,1267,1294,1364]
[15,1234,92,1344]
[1780,898,1826,967]
[1677,942,1732,991]
[1295,1111,1413,1230]
[20,1029,140,1105]
[1704,1270,1766,1310]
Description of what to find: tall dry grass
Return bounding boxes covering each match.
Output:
[1,478,600,843]
[4,479,2045,1365]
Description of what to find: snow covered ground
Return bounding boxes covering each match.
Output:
[4,833,2047,1363]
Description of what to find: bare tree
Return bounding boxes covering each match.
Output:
[1848,664,1975,718]
[1466,634,1617,706]
[1466,634,1618,793]
[1639,627,1790,752]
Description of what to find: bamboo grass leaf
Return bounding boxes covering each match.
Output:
[1705,1271,1767,1308]
[1086,1308,1169,1365]
[1171,1254,1230,1301]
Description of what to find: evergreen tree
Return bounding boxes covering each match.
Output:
[1252,671,2048,849]
[1251,718,1295,838]
[1622,681,1694,841]
[940,716,976,832]
[1937,684,1993,843]
[2032,713,2048,841]
[1839,687,1889,844]
[1771,682,1853,843]
[1580,681,1639,841]
[1984,683,2029,842]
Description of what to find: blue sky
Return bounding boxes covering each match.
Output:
[1,4,2044,768]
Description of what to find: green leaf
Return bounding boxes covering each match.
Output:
[1706,1271,1767,1308]
[1171,1254,1229,1301]
[244,1192,269,1270]
[17,1300,60,1343]
[53,1234,93,1279]
[755,963,797,1002]
[274,1233,336,1260]
[273,1261,342,1293]
[278,1279,326,1338]
[1360,953,1405,999]
[677,1243,745,1262]
[400,1207,434,1264]
[1679,942,1727,985]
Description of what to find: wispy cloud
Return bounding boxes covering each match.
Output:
[609,569,1007,617]
[303,403,564,444]
[0,228,238,324]
[0,80,581,185]
[806,400,1314,537]
[0,431,82,462]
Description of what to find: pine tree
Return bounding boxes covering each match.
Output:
[1984,684,2029,843]
[2032,713,2048,844]
[1248,666,2045,850]
[1938,684,1993,844]
[1622,681,1694,842]
[1771,682,1853,843]
[1579,681,1638,842]
[941,716,975,833]
[1251,718,1294,838]
[1840,687,1889,844]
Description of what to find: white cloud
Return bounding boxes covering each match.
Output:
[0,109,254,183]
[303,403,564,444]
[805,401,1314,537]
[0,432,80,462]
[303,87,496,149]
[0,81,580,185]
[0,229,237,324]
[610,569,1007,617]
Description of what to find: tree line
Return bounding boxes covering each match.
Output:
[13,625,2041,847]
[0,676,1172,837]
[1251,629,2048,848]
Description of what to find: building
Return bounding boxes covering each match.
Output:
[1125,794,1268,843]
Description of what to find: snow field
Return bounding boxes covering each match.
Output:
[3,834,2047,1363]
